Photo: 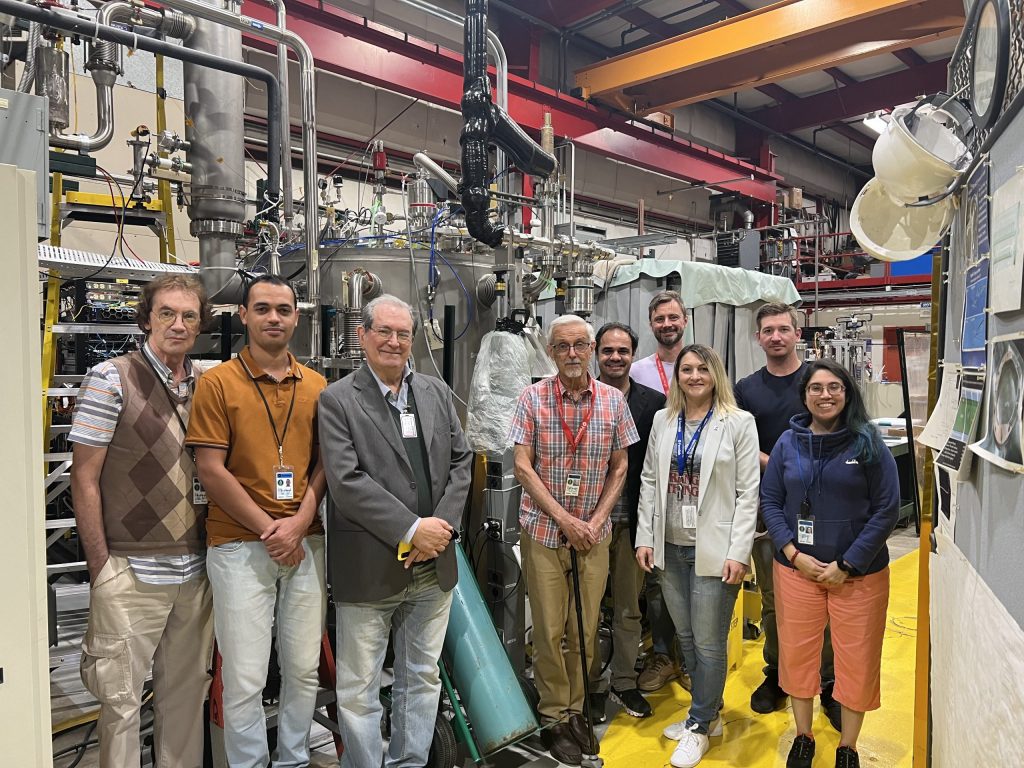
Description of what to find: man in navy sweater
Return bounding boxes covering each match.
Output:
[734,302,839,730]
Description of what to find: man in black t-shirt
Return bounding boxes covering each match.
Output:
[734,302,840,731]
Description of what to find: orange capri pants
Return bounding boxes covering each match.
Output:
[774,561,889,712]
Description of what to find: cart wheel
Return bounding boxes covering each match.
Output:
[518,673,540,717]
[427,713,458,768]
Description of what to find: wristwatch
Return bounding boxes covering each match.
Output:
[837,557,856,575]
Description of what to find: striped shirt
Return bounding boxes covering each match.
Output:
[509,375,638,548]
[70,342,205,585]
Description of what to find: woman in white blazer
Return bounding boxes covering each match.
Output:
[636,344,759,768]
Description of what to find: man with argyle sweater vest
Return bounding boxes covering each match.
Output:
[70,274,214,768]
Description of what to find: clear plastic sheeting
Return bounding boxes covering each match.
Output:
[466,331,532,453]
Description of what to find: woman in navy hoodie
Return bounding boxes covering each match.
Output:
[761,359,900,768]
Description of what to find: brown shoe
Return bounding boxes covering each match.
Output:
[542,722,582,765]
[567,713,599,753]
[637,652,680,692]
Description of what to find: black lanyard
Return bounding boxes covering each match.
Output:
[140,348,191,437]
[238,355,298,467]
[795,433,827,503]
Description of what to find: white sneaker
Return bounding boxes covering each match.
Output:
[663,714,722,741]
[669,723,710,768]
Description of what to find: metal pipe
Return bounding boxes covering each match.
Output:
[0,0,282,305]
[413,152,460,196]
[51,1,193,153]
[17,20,37,92]
[266,0,294,229]
[151,0,320,358]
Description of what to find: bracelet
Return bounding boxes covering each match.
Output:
[788,548,800,565]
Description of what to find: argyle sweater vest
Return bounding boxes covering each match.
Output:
[99,351,206,555]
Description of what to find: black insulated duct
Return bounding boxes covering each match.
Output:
[460,0,556,247]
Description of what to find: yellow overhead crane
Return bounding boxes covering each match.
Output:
[574,0,965,115]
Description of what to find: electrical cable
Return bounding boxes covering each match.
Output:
[402,183,467,406]
[319,97,422,181]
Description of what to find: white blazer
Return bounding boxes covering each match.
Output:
[635,407,760,577]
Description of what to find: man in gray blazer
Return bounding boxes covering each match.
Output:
[319,294,473,768]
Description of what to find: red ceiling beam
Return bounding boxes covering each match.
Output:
[749,58,950,132]
[239,0,781,201]
[827,122,875,150]
[618,7,679,39]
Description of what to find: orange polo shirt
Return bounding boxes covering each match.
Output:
[186,346,327,546]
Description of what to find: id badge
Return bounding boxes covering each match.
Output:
[682,504,697,529]
[192,475,208,506]
[797,517,815,546]
[565,472,582,498]
[274,465,295,501]
[400,412,418,439]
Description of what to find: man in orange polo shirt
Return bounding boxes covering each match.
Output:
[186,275,328,768]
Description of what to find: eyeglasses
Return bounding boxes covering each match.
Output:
[154,308,201,328]
[807,382,846,396]
[552,341,592,355]
[371,326,413,343]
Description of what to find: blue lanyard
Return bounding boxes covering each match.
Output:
[794,432,826,501]
[675,408,713,481]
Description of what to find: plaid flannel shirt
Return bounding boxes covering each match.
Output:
[508,375,638,548]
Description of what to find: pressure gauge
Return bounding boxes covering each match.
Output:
[969,0,1010,129]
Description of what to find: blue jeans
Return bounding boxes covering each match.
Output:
[206,536,326,768]
[658,544,739,730]
[336,563,453,768]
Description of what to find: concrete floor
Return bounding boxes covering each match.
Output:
[49,524,924,768]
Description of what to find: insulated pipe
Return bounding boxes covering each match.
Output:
[0,0,283,305]
[17,20,38,91]
[150,0,320,358]
[460,0,555,248]
[392,0,508,192]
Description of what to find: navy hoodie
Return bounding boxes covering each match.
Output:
[761,413,900,575]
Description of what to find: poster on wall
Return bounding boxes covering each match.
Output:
[967,162,990,257]
[920,363,963,450]
[961,258,990,369]
[936,371,985,479]
[990,168,1024,314]
[935,466,959,538]
[970,333,1024,473]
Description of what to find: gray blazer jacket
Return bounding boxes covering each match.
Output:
[319,365,473,602]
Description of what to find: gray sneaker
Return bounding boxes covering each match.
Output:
[637,653,679,692]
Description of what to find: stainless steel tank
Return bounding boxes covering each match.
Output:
[283,245,497,408]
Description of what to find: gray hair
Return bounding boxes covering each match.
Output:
[547,314,595,346]
[362,294,417,331]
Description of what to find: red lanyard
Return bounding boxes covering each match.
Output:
[654,355,670,394]
[555,380,596,456]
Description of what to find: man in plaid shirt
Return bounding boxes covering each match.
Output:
[510,314,638,765]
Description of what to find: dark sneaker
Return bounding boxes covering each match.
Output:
[786,734,815,768]
[589,691,608,724]
[542,722,582,765]
[835,745,860,768]
[751,671,787,713]
[820,683,842,732]
[610,687,653,718]
[637,652,680,692]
